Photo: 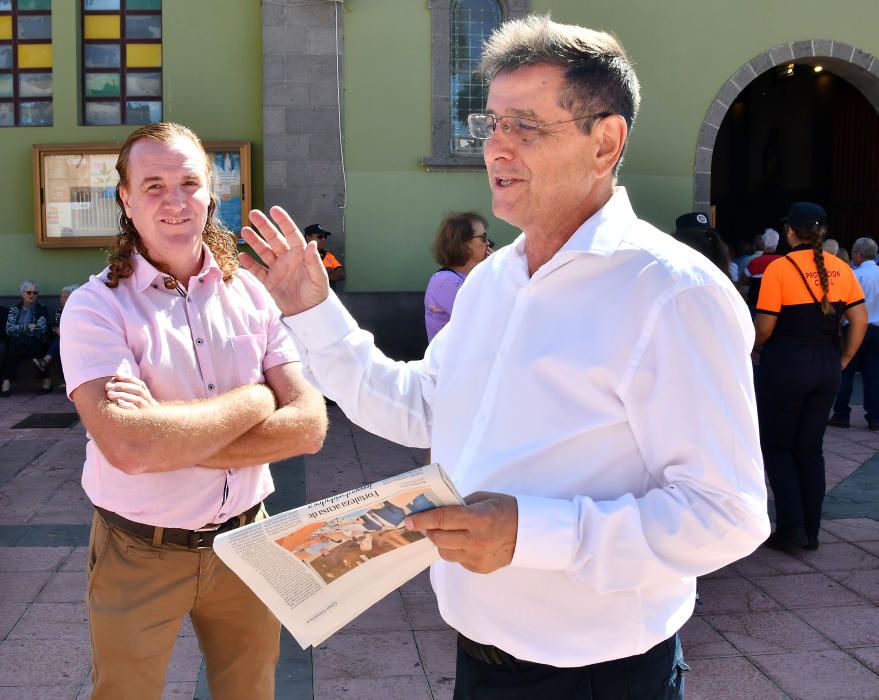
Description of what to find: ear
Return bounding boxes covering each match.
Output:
[591,114,628,179]
[119,185,133,218]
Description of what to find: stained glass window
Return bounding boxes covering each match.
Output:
[81,0,161,126]
[0,0,52,127]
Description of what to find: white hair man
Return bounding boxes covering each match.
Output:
[745,228,782,309]
[830,236,879,430]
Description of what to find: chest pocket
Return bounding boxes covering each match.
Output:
[230,334,267,386]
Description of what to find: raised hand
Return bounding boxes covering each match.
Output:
[239,206,330,316]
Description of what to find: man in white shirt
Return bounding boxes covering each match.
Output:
[830,237,879,430]
[242,15,769,699]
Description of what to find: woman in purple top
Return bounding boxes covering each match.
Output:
[424,211,491,342]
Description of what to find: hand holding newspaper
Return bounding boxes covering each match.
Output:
[214,463,463,649]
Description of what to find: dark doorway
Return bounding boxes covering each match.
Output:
[711,63,879,254]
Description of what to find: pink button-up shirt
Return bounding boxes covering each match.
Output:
[60,249,300,529]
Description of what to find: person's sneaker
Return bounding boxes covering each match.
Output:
[827,416,850,428]
[32,357,47,372]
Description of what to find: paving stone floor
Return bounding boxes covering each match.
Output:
[1,390,878,699]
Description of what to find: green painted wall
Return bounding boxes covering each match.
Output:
[0,0,262,295]
[342,0,879,291]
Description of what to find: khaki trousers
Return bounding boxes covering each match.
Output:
[87,509,281,700]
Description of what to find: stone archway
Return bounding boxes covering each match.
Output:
[693,40,879,213]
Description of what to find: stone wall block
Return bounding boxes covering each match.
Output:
[750,53,773,76]
[263,25,308,55]
[768,43,794,66]
[286,162,341,188]
[791,40,815,59]
[264,160,286,188]
[730,63,757,91]
[285,56,337,82]
[306,28,339,57]
[286,107,339,135]
[307,81,340,108]
[851,48,874,70]
[263,106,285,136]
[704,99,728,129]
[698,121,719,152]
[694,173,711,206]
[263,55,286,82]
[831,41,855,60]
[263,135,308,162]
[307,134,342,161]
[263,81,309,107]
[694,146,713,174]
[716,80,738,106]
[813,39,833,57]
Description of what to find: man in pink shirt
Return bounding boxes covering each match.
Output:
[60,123,327,700]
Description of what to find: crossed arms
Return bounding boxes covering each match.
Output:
[71,361,327,475]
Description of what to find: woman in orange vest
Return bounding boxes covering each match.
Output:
[753,202,867,551]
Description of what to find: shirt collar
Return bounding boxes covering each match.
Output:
[131,244,221,292]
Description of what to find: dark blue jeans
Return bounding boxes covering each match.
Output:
[833,325,879,424]
[453,633,687,699]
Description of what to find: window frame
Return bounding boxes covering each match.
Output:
[423,0,531,171]
[0,0,54,128]
[80,0,163,127]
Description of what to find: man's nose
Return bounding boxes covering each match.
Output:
[164,187,186,209]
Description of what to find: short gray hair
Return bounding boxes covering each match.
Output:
[19,280,38,294]
[61,284,80,295]
[852,237,878,260]
[479,15,640,173]
[822,238,839,255]
[761,228,779,250]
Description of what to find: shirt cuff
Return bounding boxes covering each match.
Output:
[511,494,578,570]
[280,294,357,351]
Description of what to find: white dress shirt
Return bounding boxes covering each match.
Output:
[854,259,879,325]
[283,188,769,667]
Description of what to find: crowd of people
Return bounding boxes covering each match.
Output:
[1,281,77,397]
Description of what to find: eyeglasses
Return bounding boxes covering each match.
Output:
[467,111,612,145]
[23,290,38,295]
[471,233,488,243]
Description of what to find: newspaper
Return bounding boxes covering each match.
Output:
[214,463,463,649]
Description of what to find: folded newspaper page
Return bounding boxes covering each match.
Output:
[214,463,463,649]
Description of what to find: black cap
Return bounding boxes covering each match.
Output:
[786,202,826,230]
[304,224,332,237]
[675,212,711,232]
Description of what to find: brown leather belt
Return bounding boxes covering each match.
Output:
[95,502,262,549]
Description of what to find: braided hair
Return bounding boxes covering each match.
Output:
[790,222,832,316]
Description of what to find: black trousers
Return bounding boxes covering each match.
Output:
[453,633,687,699]
[757,339,841,538]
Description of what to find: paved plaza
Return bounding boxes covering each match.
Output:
[1,390,878,699]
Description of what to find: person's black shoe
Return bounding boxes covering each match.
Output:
[0,390,9,399]
[869,423,879,432]
[803,536,820,550]
[764,530,797,552]
[827,416,850,428]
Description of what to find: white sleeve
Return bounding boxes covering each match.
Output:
[282,294,438,448]
[511,283,770,591]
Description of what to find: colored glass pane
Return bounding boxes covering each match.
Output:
[0,103,13,126]
[126,71,160,97]
[127,0,161,9]
[84,43,119,68]
[85,71,119,97]
[0,0,9,10]
[84,15,120,40]
[18,0,52,10]
[125,14,160,39]
[19,72,51,97]
[0,16,12,41]
[0,46,11,69]
[18,15,52,41]
[0,74,11,97]
[84,100,119,125]
[126,43,160,68]
[84,0,120,9]
[126,99,160,124]
[18,43,52,68]
[19,100,52,126]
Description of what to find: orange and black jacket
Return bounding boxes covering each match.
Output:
[756,245,864,343]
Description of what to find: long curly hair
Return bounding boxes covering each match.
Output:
[105,122,239,288]
[791,221,833,316]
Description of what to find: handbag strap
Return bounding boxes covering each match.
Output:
[784,254,821,304]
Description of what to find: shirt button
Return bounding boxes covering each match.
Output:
[208,383,215,390]
[152,284,158,289]
[196,338,203,345]
[218,513,226,519]
[187,297,192,302]
[227,470,233,475]
[199,278,205,283]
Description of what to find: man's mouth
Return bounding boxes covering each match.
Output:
[494,177,522,188]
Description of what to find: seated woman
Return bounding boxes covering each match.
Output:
[33,284,79,391]
[1,281,51,397]
[424,212,491,342]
